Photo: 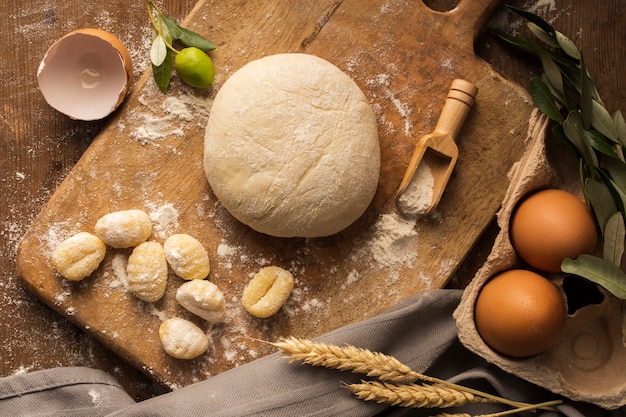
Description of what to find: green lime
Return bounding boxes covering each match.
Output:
[174,47,215,88]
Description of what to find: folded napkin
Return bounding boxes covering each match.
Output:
[0,289,619,416]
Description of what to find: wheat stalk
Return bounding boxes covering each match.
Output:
[347,380,492,408]
[271,336,420,382]
[271,337,561,413]
[431,399,563,417]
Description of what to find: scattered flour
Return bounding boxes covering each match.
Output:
[146,202,180,240]
[119,92,213,146]
[355,212,419,268]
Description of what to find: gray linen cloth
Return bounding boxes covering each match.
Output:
[0,289,622,416]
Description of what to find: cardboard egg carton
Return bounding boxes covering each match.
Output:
[453,109,626,409]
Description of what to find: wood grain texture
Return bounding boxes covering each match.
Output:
[16,0,534,388]
[2,0,625,399]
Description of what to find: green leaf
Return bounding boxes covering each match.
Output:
[585,177,618,231]
[152,48,173,93]
[592,99,620,142]
[605,157,626,195]
[564,110,599,169]
[583,129,620,159]
[529,77,564,122]
[528,22,558,48]
[580,54,594,129]
[606,174,626,216]
[539,54,563,95]
[150,35,168,67]
[555,31,581,60]
[160,14,182,40]
[603,212,625,267]
[562,254,626,299]
[177,26,216,52]
[613,110,626,148]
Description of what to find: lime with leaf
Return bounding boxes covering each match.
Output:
[147,0,216,92]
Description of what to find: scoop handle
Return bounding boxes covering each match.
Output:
[433,79,478,139]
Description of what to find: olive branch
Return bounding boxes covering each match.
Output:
[495,5,626,300]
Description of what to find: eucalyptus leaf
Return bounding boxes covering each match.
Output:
[539,54,563,94]
[152,48,173,93]
[605,175,626,216]
[150,35,167,67]
[529,77,564,122]
[603,212,625,267]
[586,177,618,231]
[605,157,626,195]
[160,14,182,40]
[580,54,594,129]
[592,99,620,142]
[177,26,216,52]
[561,254,626,299]
[583,129,620,159]
[539,73,564,104]
[528,22,558,48]
[156,15,172,43]
[564,111,599,169]
[613,110,626,148]
[556,31,581,60]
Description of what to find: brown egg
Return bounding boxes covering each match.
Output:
[510,188,598,273]
[37,28,133,121]
[474,269,566,358]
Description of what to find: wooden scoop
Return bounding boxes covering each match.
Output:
[395,79,478,216]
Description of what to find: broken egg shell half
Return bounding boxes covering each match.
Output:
[37,28,133,121]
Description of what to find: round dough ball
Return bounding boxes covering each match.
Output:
[204,53,380,238]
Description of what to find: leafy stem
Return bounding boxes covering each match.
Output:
[496,4,626,299]
[147,0,180,54]
[146,0,216,92]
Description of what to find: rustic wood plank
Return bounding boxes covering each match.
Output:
[4,0,625,397]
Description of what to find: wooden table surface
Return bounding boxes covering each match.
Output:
[1,0,624,400]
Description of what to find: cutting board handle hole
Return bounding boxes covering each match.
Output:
[422,0,460,12]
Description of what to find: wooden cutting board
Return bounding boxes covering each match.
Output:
[17,0,534,388]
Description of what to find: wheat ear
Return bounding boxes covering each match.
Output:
[347,380,492,408]
[271,336,420,382]
[272,337,559,412]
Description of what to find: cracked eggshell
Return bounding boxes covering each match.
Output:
[37,28,133,121]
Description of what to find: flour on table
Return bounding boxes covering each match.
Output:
[118,91,213,146]
[146,202,180,240]
[352,212,419,268]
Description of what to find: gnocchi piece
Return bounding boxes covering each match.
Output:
[242,266,294,318]
[176,280,225,323]
[52,232,106,281]
[164,234,210,280]
[126,241,168,302]
[159,317,209,359]
[95,209,152,248]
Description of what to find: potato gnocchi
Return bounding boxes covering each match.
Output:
[159,317,209,359]
[52,232,106,281]
[242,266,294,318]
[95,209,152,248]
[164,234,210,280]
[176,280,225,323]
[126,241,168,302]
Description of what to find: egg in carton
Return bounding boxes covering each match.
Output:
[453,109,626,410]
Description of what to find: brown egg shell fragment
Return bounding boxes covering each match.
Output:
[453,110,626,409]
[37,28,133,121]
